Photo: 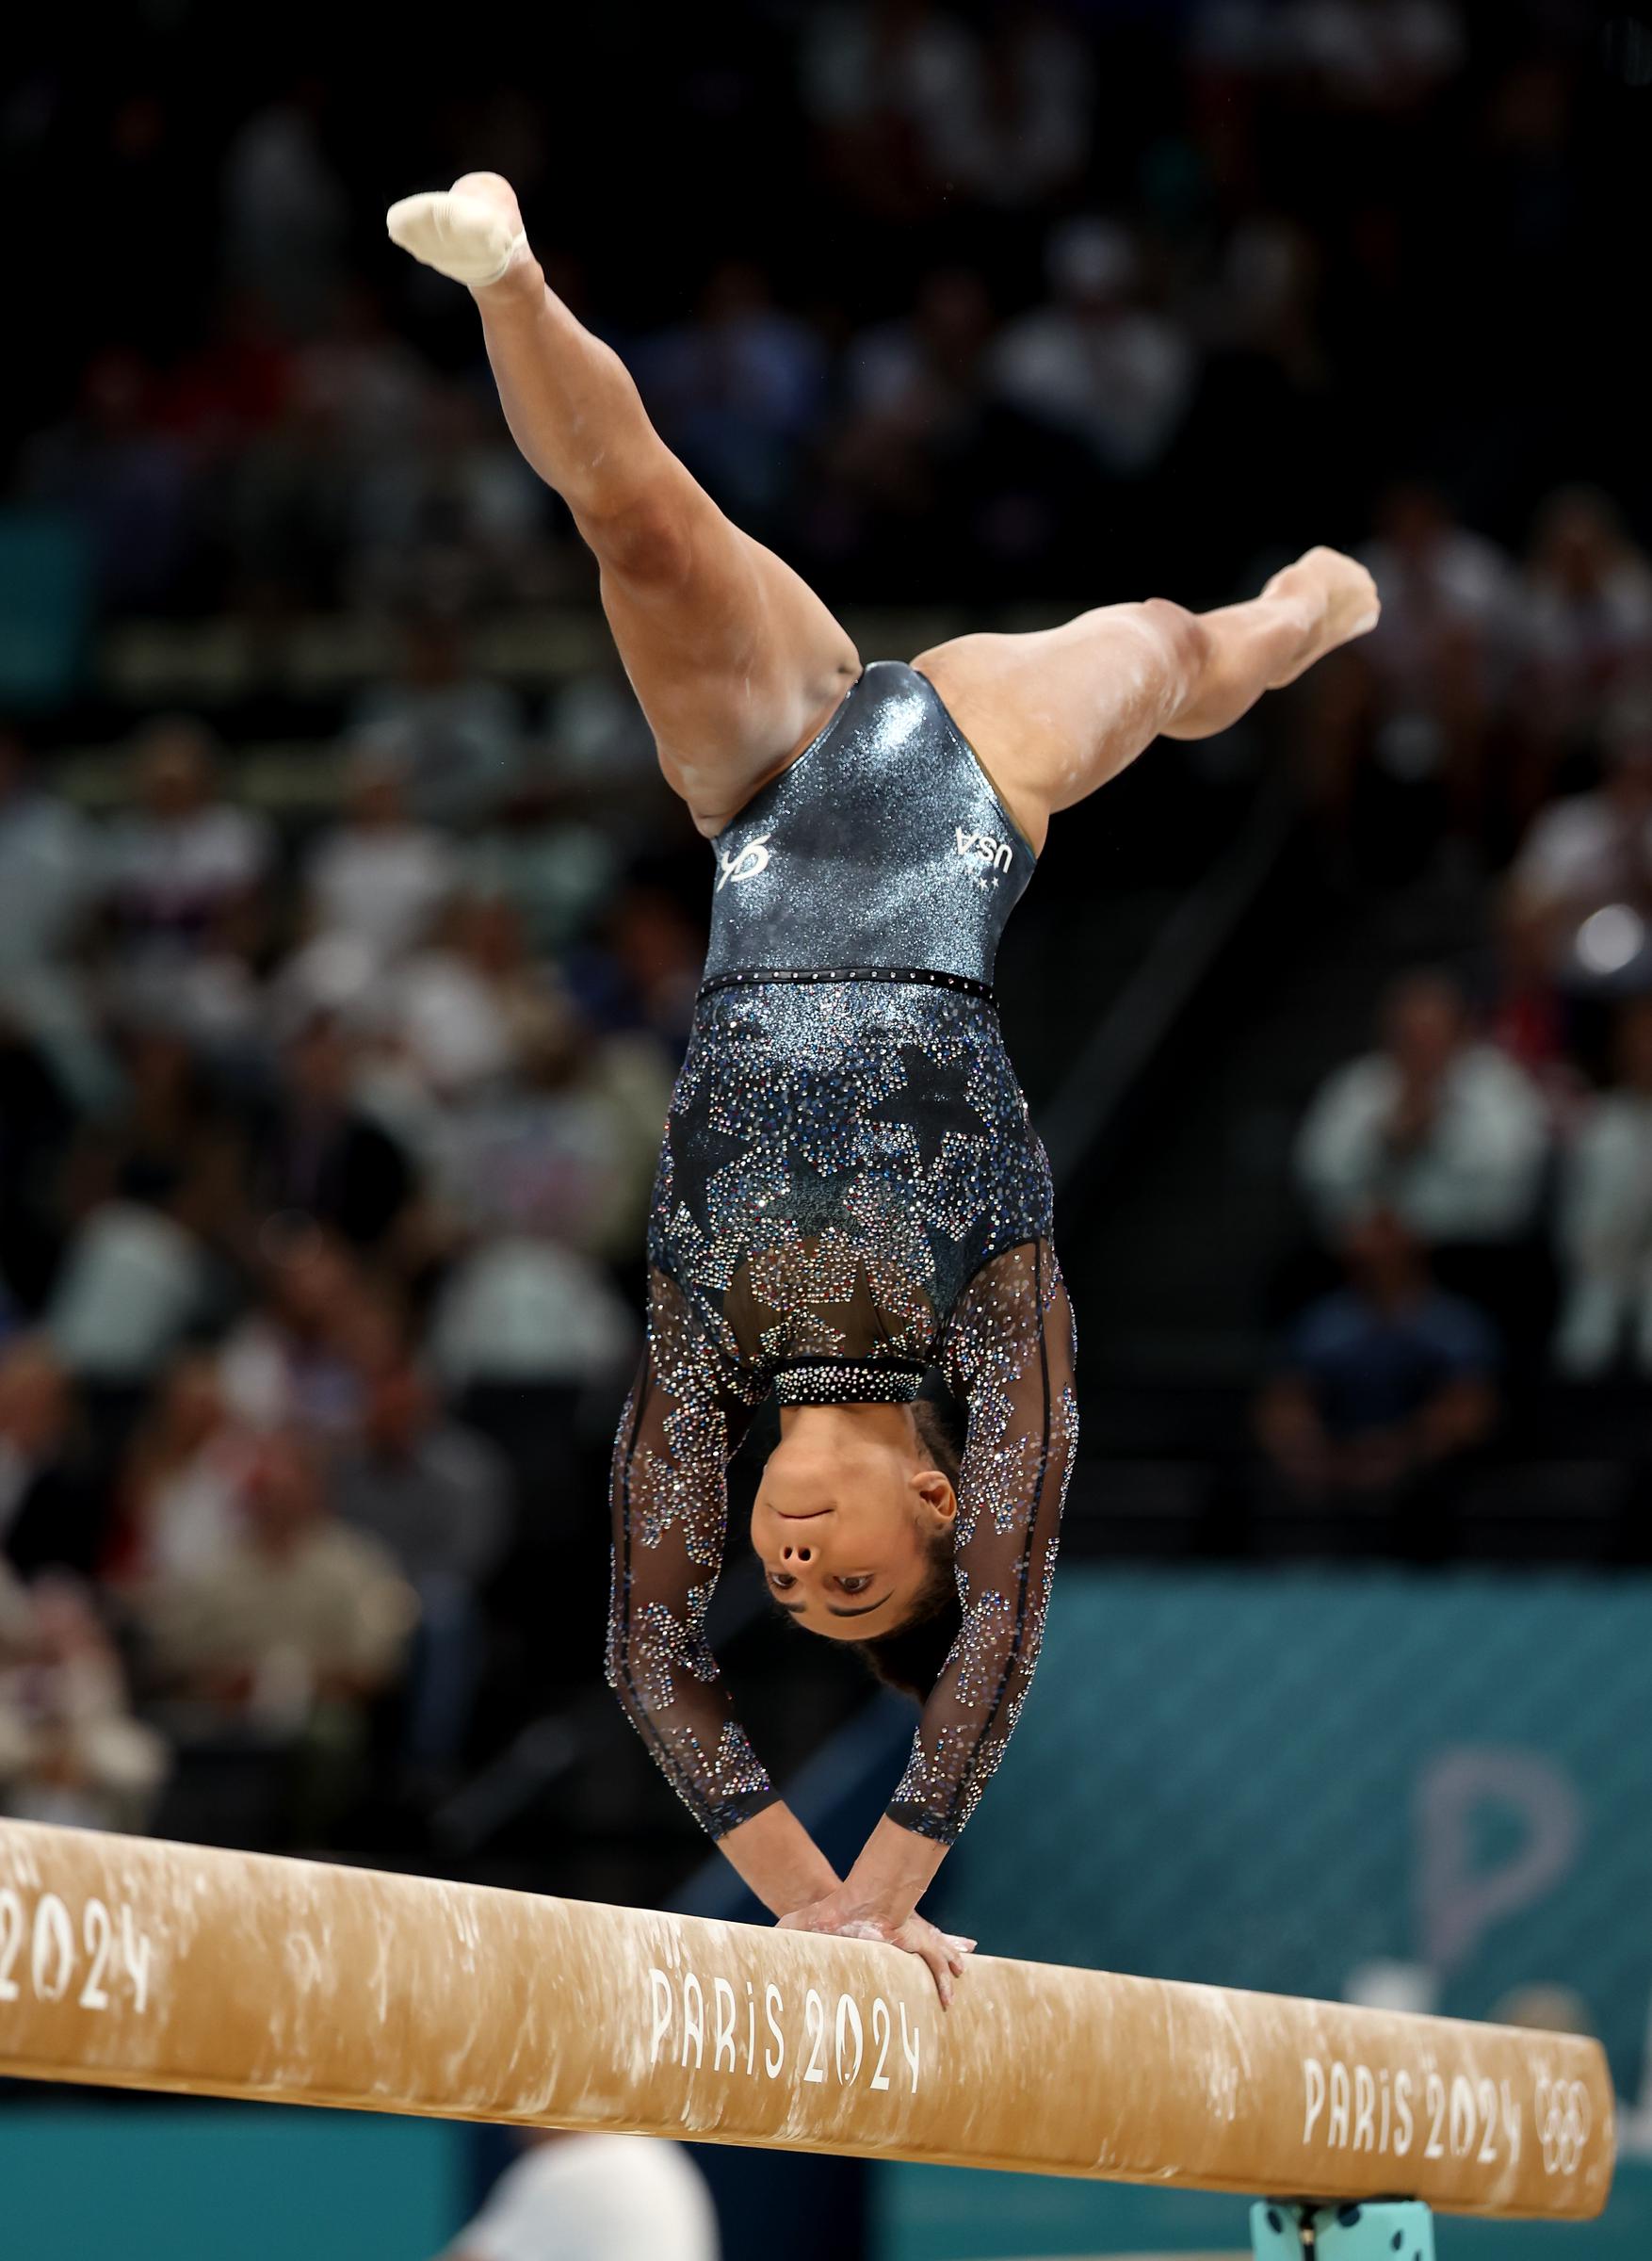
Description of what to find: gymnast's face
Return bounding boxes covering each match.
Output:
[750,1420,956,1642]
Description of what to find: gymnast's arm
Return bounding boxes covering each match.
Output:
[605,1272,839,1914]
[387,174,858,834]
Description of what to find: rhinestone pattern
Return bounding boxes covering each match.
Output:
[605,661,1078,1846]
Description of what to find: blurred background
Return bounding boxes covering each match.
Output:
[4,0,1652,2254]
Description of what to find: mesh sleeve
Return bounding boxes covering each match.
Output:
[885,1239,1077,1844]
[605,1269,780,1839]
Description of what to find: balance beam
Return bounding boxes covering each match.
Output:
[0,1820,1613,2220]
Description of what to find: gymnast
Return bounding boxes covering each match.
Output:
[388,177,1378,2001]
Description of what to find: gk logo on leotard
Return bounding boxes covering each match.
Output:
[717,833,773,890]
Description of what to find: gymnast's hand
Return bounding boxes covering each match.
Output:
[778,1890,977,2008]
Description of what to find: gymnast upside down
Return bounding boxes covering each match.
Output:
[388,175,1379,2001]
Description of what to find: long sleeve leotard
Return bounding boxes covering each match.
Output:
[605,662,1078,1846]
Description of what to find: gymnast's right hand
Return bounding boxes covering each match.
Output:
[780,1896,977,2009]
[385,174,526,288]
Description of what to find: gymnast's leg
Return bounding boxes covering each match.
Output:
[388,176,858,834]
[915,547,1381,851]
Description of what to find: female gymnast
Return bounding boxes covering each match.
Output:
[389,176,1378,2000]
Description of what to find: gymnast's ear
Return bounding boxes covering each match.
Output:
[913,1466,957,1523]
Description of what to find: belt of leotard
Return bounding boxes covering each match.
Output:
[696,965,995,1003]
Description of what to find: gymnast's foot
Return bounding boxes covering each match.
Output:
[385,172,527,292]
[1260,546,1381,686]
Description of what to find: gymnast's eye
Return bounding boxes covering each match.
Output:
[835,1575,872,1594]
[769,1572,796,1591]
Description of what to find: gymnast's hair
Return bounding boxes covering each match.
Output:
[852,1395,964,1704]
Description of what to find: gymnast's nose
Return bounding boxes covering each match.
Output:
[781,1542,814,1564]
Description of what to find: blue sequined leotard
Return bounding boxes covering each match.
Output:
[606,661,1078,1846]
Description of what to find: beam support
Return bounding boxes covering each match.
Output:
[0,1821,1614,2219]
[1253,2201,1436,2261]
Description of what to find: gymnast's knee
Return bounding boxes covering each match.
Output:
[586,503,691,590]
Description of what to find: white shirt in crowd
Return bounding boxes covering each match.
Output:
[305,821,457,963]
[45,1201,208,1382]
[1513,791,1652,917]
[446,2136,719,2261]
[1555,1093,1652,1374]
[1295,1044,1548,1244]
[990,301,1195,477]
[0,789,95,968]
[103,803,271,933]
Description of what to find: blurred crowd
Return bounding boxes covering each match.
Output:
[0,698,691,1847]
[2,0,1648,1846]
[3,0,1630,633]
[1258,480,1652,1537]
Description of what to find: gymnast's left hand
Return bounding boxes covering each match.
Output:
[778,1891,977,2008]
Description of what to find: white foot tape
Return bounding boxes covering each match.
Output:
[385,191,525,287]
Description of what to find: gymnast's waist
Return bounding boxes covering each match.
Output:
[695,964,996,1005]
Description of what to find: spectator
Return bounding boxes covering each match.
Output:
[1512,695,1652,984]
[465,776,623,961]
[136,1430,415,1833]
[393,895,569,1098]
[348,381,552,616]
[540,666,657,794]
[1295,971,1547,1246]
[1481,885,1579,1116]
[641,262,828,528]
[442,2134,719,2261]
[102,718,272,967]
[332,1346,510,1770]
[110,1353,254,1586]
[219,79,348,333]
[45,1189,217,1385]
[0,1340,99,1581]
[846,267,996,440]
[291,283,431,471]
[1325,482,1517,845]
[219,1224,383,1437]
[990,219,1197,480]
[429,1235,636,1395]
[0,737,107,1147]
[1284,0,1466,112]
[0,1571,169,1831]
[827,269,1005,573]
[69,1020,230,1214]
[0,730,96,974]
[47,1025,242,1385]
[1555,1000,1652,1376]
[929,11,1093,213]
[434,1017,669,1264]
[1256,1207,1498,1546]
[302,741,458,967]
[352,612,523,828]
[572,882,705,1054]
[1519,489,1652,772]
[251,1013,417,1252]
[18,350,196,609]
[801,0,979,223]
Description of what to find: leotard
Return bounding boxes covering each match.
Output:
[606,661,1077,1845]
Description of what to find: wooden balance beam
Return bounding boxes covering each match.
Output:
[0,1819,1613,2221]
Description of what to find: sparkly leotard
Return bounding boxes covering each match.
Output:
[606,661,1078,1846]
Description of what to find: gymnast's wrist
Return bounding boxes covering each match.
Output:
[844,1817,947,1924]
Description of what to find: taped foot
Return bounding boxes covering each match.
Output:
[385,189,525,287]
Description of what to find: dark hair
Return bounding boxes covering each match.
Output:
[852,1397,964,1704]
